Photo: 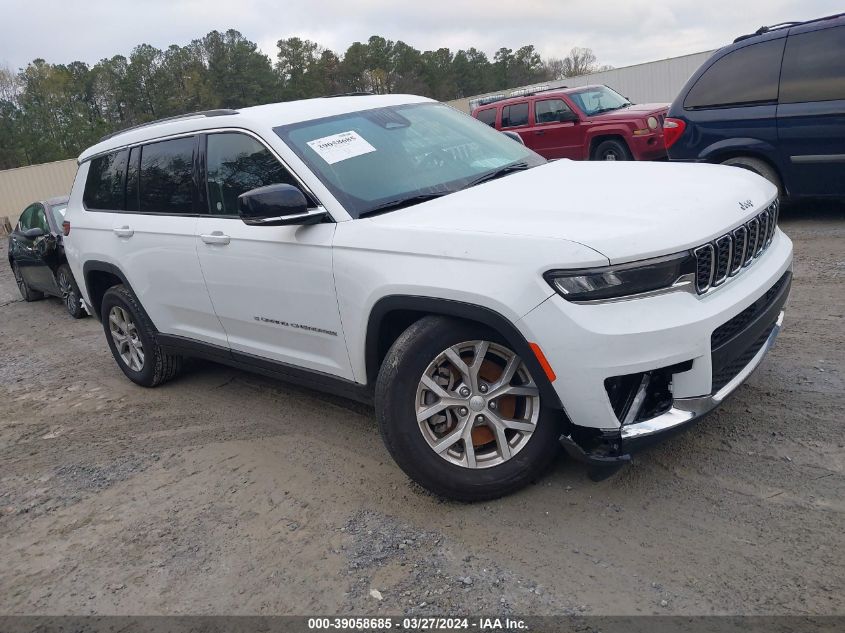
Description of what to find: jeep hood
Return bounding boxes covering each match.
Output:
[367,160,777,264]
[592,103,668,120]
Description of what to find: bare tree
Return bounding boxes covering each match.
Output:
[544,47,612,79]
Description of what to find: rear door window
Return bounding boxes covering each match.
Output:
[83,149,129,210]
[502,102,529,128]
[684,39,785,109]
[476,108,497,127]
[139,137,196,214]
[780,26,845,103]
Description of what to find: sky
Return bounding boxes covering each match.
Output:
[1,0,842,72]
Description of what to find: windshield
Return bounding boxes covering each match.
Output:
[568,86,631,116]
[274,102,545,218]
[50,204,67,227]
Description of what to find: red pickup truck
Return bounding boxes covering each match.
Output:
[471,85,669,161]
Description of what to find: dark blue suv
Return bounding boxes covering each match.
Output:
[665,13,845,199]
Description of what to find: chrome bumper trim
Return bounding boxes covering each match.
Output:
[620,310,784,440]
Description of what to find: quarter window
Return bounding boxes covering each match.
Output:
[502,102,529,127]
[139,137,196,214]
[684,39,785,109]
[476,108,497,127]
[535,99,574,123]
[83,149,129,210]
[780,26,845,103]
[205,133,298,215]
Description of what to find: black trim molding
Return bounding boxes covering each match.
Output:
[156,333,373,405]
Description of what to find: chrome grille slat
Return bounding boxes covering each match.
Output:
[713,236,732,286]
[693,200,779,295]
[730,226,747,276]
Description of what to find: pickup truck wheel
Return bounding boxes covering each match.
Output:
[12,261,44,302]
[101,284,182,387]
[720,156,784,197]
[593,139,632,161]
[376,316,561,502]
[57,264,86,319]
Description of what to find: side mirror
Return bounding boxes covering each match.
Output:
[238,184,327,226]
[22,227,46,239]
[558,111,579,123]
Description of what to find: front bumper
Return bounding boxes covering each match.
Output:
[629,132,667,161]
[518,229,793,459]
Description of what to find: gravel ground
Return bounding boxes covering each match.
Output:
[0,201,843,617]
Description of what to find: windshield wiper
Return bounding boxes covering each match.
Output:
[358,192,451,218]
[464,162,531,189]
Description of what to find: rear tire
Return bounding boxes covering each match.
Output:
[593,139,632,161]
[101,284,182,387]
[57,264,86,319]
[11,261,44,302]
[720,156,783,197]
[375,316,561,502]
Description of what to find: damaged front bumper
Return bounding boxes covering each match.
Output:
[561,309,785,474]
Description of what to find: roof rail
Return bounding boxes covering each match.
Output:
[324,92,375,98]
[733,12,845,42]
[97,109,239,143]
[470,85,569,109]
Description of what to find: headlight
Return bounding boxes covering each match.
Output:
[545,252,696,302]
[647,116,659,130]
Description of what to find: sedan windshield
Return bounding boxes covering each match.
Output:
[568,86,631,116]
[274,102,545,218]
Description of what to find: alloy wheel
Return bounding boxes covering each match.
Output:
[108,305,145,371]
[415,340,540,469]
[58,269,76,313]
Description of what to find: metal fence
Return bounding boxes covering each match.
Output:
[0,159,77,231]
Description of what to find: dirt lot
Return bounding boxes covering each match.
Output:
[1,202,843,617]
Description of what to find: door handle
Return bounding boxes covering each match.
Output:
[534,130,546,136]
[201,231,230,245]
[113,226,134,238]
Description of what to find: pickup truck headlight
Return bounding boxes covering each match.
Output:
[545,252,696,302]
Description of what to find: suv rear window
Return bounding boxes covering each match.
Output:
[139,137,196,214]
[476,108,497,127]
[502,102,529,128]
[780,26,845,103]
[83,150,129,210]
[684,39,785,109]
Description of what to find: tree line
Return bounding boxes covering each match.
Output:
[0,29,610,169]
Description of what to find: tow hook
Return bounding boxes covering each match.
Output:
[559,434,632,482]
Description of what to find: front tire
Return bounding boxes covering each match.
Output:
[101,284,182,387]
[375,316,561,502]
[12,261,44,302]
[593,139,632,161]
[57,264,86,319]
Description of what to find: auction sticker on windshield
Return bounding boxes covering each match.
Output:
[307,131,376,164]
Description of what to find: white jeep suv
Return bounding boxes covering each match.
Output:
[64,95,792,501]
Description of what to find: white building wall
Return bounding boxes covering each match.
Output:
[0,159,78,226]
[448,50,716,113]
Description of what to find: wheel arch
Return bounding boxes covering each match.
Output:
[704,145,787,196]
[82,260,154,326]
[365,295,563,410]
